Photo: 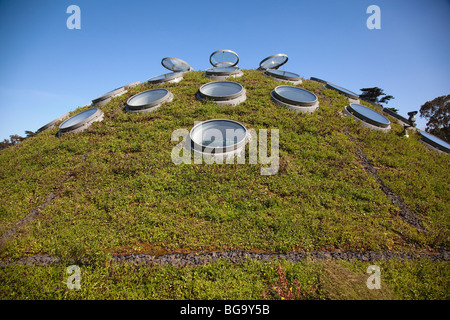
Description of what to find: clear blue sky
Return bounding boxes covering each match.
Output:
[1,0,449,141]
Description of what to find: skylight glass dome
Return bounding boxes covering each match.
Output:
[204,66,243,80]
[91,81,141,106]
[188,119,248,157]
[325,83,360,103]
[59,108,104,135]
[382,108,411,126]
[206,50,243,80]
[264,69,302,84]
[271,86,319,113]
[344,103,391,132]
[210,50,239,67]
[126,88,173,113]
[147,57,193,85]
[37,112,71,133]
[259,54,301,84]
[92,86,128,106]
[125,81,142,89]
[258,54,288,70]
[147,72,184,85]
[161,57,193,72]
[310,77,328,84]
[197,81,246,106]
[418,131,449,154]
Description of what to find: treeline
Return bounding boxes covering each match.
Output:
[0,131,36,151]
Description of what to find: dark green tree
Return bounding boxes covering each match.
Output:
[0,131,35,151]
[25,130,36,138]
[9,134,25,145]
[0,139,11,151]
[419,94,449,141]
[360,87,394,105]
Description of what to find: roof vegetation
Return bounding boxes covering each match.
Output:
[0,70,448,299]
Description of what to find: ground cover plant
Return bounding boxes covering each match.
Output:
[0,70,448,299]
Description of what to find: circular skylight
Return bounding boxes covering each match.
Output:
[204,66,243,80]
[210,49,239,67]
[382,107,410,126]
[59,108,104,134]
[265,69,301,84]
[37,112,71,133]
[271,86,319,113]
[189,119,247,155]
[345,103,390,131]
[325,83,359,100]
[147,72,184,84]
[92,86,127,106]
[126,88,173,113]
[310,77,328,84]
[259,54,288,70]
[197,81,246,106]
[418,131,449,153]
[161,57,192,72]
[125,81,142,89]
[205,67,241,76]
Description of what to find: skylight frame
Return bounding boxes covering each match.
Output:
[92,86,128,106]
[161,57,193,72]
[270,85,319,113]
[209,49,240,68]
[147,72,184,85]
[344,103,391,131]
[58,108,104,135]
[197,81,246,106]
[418,130,450,153]
[265,69,302,84]
[126,88,174,113]
[258,53,288,71]
[188,119,248,155]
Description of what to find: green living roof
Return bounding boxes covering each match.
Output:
[0,69,448,300]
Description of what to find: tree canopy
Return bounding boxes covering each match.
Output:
[0,133,30,151]
[419,94,450,141]
[359,87,394,105]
